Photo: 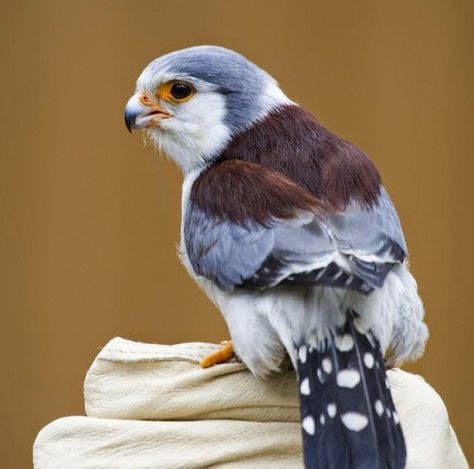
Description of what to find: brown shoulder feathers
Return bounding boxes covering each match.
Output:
[218,104,381,211]
[190,159,322,225]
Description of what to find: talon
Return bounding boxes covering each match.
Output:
[200,340,235,368]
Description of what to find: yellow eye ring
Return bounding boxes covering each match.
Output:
[157,81,195,103]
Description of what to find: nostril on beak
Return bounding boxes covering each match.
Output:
[124,109,136,133]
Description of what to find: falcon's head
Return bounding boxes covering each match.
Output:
[124,46,290,173]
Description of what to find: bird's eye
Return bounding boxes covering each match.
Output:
[170,82,194,101]
[157,81,195,104]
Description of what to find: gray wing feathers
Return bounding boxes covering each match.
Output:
[185,206,275,290]
[185,187,406,291]
[328,188,406,260]
[273,219,336,264]
[327,188,406,288]
[185,205,336,290]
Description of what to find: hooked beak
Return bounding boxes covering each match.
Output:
[124,93,171,133]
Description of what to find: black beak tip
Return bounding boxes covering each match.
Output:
[124,111,135,134]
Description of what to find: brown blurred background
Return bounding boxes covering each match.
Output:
[1,1,472,467]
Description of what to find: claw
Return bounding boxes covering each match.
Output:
[199,340,235,368]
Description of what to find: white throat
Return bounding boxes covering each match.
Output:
[146,80,292,174]
[145,91,230,174]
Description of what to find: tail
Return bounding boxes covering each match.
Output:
[296,312,406,468]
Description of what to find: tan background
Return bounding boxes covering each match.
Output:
[1,1,472,467]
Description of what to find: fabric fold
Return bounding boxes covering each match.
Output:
[84,337,299,422]
[33,337,468,468]
[34,416,302,469]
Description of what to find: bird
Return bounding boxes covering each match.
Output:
[124,45,428,468]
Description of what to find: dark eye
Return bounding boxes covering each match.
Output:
[170,82,193,100]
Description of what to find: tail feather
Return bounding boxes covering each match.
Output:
[296,312,406,468]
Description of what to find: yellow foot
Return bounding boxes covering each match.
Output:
[199,340,235,368]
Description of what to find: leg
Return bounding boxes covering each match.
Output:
[199,340,235,368]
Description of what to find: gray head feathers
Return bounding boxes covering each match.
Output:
[137,45,287,136]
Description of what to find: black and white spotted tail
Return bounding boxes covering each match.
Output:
[296,313,406,468]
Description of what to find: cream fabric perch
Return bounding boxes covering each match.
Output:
[33,337,468,468]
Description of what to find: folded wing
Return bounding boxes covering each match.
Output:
[185,160,406,293]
